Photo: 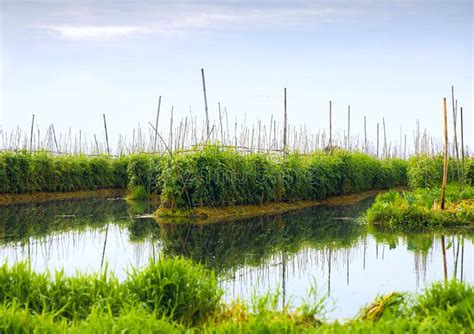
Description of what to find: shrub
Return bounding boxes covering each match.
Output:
[125,258,222,325]
[366,185,474,230]
[0,152,130,194]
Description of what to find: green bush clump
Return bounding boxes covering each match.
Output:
[366,185,474,230]
[159,146,408,210]
[0,258,221,326]
[127,154,165,198]
[126,258,222,325]
[0,151,129,194]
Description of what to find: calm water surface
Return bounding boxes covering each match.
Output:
[0,197,472,320]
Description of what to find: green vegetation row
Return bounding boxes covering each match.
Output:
[2,149,471,205]
[129,150,474,205]
[366,185,474,230]
[0,151,129,193]
[0,258,472,333]
[156,146,408,210]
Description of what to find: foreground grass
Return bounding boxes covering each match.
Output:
[366,185,474,230]
[0,259,472,333]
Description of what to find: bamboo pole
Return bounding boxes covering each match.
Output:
[94,134,100,154]
[329,100,333,150]
[51,124,59,153]
[441,98,448,210]
[218,102,224,144]
[383,117,387,158]
[201,68,210,140]
[404,134,407,159]
[283,88,288,155]
[102,114,110,155]
[376,122,379,158]
[148,122,173,157]
[347,105,351,151]
[169,106,174,152]
[460,107,465,189]
[452,86,461,185]
[29,114,35,152]
[363,116,367,154]
[153,96,162,152]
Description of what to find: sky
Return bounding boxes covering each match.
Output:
[0,0,472,152]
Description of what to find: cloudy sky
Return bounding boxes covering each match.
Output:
[0,0,472,151]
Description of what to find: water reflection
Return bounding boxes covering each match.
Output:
[0,197,471,319]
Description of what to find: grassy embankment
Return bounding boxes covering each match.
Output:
[0,258,472,333]
[366,155,474,230]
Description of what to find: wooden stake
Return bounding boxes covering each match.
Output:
[376,122,379,158]
[347,105,350,151]
[153,96,162,152]
[383,117,387,158]
[218,102,224,144]
[148,122,173,157]
[169,106,174,152]
[51,124,59,153]
[460,107,465,189]
[364,116,367,154]
[441,97,448,210]
[201,68,210,140]
[452,86,461,185]
[29,114,35,152]
[329,100,332,150]
[102,114,110,155]
[404,134,407,159]
[283,88,288,154]
[94,134,100,154]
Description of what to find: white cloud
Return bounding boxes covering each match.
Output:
[44,6,338,40]
[49,25,151,40]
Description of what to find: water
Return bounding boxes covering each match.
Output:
[0,197,472,320]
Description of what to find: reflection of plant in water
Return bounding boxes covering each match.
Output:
[406,234,434,254]
[0,199,160,245]
[369,224,474,254]
[128,219,160,242]
[158,200,372,275]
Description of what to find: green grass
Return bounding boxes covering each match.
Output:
[0,258,221,327]
[0,259,472,333]
[366,185,474,230]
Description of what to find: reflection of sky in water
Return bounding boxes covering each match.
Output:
[0,199,472,320]
[220,237,473,320]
